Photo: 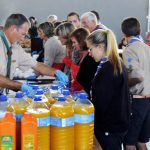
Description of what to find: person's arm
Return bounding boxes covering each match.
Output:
[33,62,57,76]
[18,46,68,84]
[0,75,21,90]
[33,62,68,85]
[128,76,144,87]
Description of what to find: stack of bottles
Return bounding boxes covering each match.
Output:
[0,83,95,150]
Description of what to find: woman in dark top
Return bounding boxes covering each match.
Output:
[70,27,98,92]
[86,29,130,150]
[69,28,99,96]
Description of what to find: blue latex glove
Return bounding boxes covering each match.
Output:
[21,83,33,93]
[55,70,68,85]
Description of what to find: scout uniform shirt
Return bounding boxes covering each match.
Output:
[122,40,150,96]
[0,34,37,91]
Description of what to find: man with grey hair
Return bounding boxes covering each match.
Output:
[81,11,107,32]
[47,14,58,24]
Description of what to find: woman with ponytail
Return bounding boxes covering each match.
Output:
[87,29,130,150]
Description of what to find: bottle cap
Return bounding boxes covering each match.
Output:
[34,95,42,101]
[31,85,39,90]
[79,93,87,99]
[58,96,65,102]
[0,95,7,102]
[62,89,70,96]
[51,85,58,90]
[15,91,23,98]
[36,89,44,95]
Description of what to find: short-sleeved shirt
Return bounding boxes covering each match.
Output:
[122,41,150,95]
[0,35,37,79]
[44,36,66,66]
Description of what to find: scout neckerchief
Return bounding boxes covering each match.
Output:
[0,32,12,78]
[128,35,144,45]
[94,56,108,76]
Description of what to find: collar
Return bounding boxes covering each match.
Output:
[93,25,103,32]
[3,32,12,48]
[128,35,144,45]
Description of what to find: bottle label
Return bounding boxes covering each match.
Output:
[15,114,23,122]
[1,135,13,150]
[51,116,74,127]
[74,113,94,124]
[23,134,34,150]
[37,116,50,127]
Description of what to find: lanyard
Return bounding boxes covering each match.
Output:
[128,35,144,45]
[0,32,12,78]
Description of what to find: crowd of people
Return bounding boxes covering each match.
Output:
[0,11,150,150]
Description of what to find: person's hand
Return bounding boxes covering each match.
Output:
[21,83,33,93]
[55,70,68,85]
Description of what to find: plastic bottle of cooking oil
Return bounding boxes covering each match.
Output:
[74,93,94,150]
[27,95,50,150]
[0,112,16,150]
[50,96,74,150]
[21,112,37,150]
[9,91,29,150]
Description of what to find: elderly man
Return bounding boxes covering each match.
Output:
[0,13,68,94]
[67,12,80,28]
[47,14,58,24]
[81,11,107,32]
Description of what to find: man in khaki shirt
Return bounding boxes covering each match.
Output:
[0,13,68,93]
[122,17,150,150]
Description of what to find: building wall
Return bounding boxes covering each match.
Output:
[0,0,148,42]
